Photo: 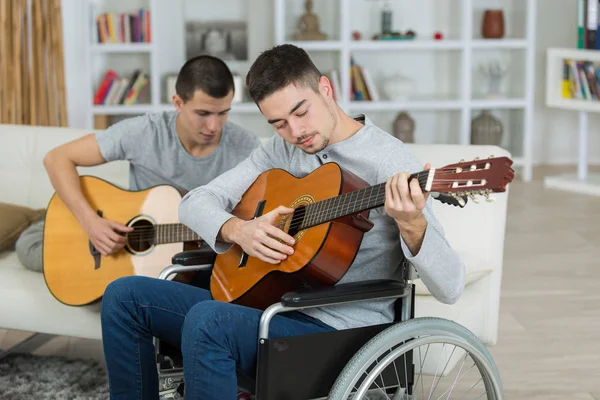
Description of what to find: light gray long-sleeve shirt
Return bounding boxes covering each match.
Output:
[179,114,466,331]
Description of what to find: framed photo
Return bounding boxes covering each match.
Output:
[185,21,248,61]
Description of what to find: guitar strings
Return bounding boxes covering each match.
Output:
[119,170,496,241]
[285,175,493,231]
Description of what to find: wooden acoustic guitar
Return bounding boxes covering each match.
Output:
[43,176,202,306]
[210,156,515,310]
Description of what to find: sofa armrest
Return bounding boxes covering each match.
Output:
[280,279,407,308]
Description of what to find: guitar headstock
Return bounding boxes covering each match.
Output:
[426,156,514,205]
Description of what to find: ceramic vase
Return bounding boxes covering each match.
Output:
[393,112,415,143]
[471,110,503,145]
[482,9,505,39]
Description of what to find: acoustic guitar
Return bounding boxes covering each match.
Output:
[43,176,202,306]
[210,156,515,310]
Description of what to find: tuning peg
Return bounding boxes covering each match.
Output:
[452,193,466,207]
[468,191,480,204]
[459,159,465,163]
[488,154,495,159]
[473,157,480,161]
[484,190,495,203]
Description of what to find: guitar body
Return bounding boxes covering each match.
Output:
[211,163,374,310]
[43,176,199,306]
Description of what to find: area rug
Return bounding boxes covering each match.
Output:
[0,353,109,399]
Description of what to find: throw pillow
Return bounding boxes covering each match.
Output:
[0,202,46,252]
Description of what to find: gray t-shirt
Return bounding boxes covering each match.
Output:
[95,111,261,192]
[179,114,466,331]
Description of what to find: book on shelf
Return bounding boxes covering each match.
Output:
[562,58,600,101]
[96,8,151,44]
[349,56,380,102]
[94,69,149,106]
[578,0,600,49]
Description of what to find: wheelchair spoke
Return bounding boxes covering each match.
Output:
[429,345,458,399]
[428,343,447,400]
[440,351,470,400]
[456,376,484,400]
[436,353,473,400]
[413,343,430,395]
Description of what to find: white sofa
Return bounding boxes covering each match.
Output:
[0,123,510,348]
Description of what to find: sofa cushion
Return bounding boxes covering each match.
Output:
[0,202,45,251]
[0,250,102,340]
[413,251,494,295]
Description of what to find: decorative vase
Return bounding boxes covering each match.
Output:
[471,110,503,145]
[393,112,415,143]
[383,74,415,101]
[482,9,505,39]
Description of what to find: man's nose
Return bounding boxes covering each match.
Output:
[289,119,306,138]
[206,115,219,133]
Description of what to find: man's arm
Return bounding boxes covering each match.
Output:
[43,134,107,226]
[179,137,296,264]
[43,116,143,255]
[379,148,466,305]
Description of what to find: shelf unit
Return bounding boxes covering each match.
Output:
[544,47,600,196]
[274,0,537,181]
[82,0,536,180]
[83,0,261,130]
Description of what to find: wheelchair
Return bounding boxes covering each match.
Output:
[154,244,503,400]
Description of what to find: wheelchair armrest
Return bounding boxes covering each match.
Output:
[280,279,407,308]
[171,244,217,266]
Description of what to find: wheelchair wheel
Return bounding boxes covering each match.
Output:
[328,317,503,400]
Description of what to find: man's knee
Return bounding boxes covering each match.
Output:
[102,276,144,311]
[181,301,231,349]
[15,220,44,272]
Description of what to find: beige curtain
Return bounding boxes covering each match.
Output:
[0,0,67,126]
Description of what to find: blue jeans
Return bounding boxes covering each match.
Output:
[100,276,336,400]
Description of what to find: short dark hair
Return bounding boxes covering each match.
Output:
[176,55,234,102]
[246,44,322,104]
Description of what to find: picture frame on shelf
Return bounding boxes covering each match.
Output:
[185,21,248,61]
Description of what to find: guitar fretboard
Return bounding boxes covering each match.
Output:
[154,223,202,244]
[298,170,430,230]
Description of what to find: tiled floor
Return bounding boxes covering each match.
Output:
[1,165,599,398]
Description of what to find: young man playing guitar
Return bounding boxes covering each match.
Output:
[100,45,466,400]
[15,55,261,272]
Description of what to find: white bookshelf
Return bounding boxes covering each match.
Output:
[544,47,600,196]
[274,0,537,179]
[83,0,261,130]
[82,0,536,179]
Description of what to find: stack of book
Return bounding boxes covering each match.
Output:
[350,56,379,101]
[93,69,149,106]
[578,0,599,49]
[96,8,151,44]
[562,59,600,100]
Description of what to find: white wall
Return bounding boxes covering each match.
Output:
[60,0,599,165]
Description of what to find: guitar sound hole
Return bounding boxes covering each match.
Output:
[127,219,155,253]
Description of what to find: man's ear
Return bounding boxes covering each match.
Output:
[172,94,184,111]
[318,75,334,100]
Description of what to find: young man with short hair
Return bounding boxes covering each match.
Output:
[15,55,261,271]
[100,44,465,400]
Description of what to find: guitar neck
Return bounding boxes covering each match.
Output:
[299,170,430,230]
[154,223,202,244]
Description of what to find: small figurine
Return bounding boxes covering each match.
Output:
[293,0,327,41]
[434,31,444,40]
[352,31,361,41]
